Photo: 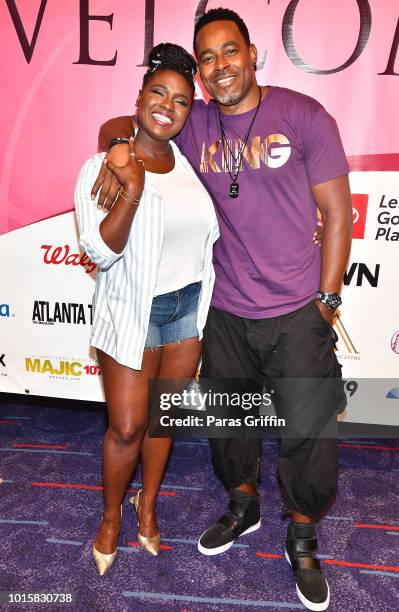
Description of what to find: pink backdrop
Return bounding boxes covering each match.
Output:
[1,0,398,234]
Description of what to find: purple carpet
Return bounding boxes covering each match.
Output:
[0,396,398,611]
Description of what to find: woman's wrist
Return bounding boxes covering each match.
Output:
[123,181,142,195]
[118,186,142,204]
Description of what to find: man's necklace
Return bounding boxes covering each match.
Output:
[218,86,262,198]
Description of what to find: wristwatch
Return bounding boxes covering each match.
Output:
[109,137,130,149]
[317,291,342,310]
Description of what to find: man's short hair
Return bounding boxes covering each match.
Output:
[193,7,250,54]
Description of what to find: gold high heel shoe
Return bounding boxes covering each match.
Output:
[92,505,122,575]
[129,489,160,556]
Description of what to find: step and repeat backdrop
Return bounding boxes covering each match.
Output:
[1,1,398,425]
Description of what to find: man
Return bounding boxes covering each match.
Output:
[92,8,352,610]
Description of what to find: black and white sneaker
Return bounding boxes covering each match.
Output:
[285,522,330,611]
[197,490,261,556]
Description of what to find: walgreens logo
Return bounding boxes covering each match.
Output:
[352,194,369,240]
[41,244,96,274]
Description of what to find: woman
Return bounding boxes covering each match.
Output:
[75,43,219,575]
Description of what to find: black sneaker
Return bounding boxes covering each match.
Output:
[285,522,330,611]
[197,490,261,556]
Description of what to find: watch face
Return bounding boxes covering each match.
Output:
[328,295,341,309]
[318,292,341,309]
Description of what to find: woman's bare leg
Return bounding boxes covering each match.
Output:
[94,348,161,554]
[138,337,202,536]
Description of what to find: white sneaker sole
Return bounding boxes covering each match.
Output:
[197,519,261,556]
[285,549,330,611]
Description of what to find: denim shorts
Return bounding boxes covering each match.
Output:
[144,281,201,349]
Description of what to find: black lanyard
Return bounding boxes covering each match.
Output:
[218,86,262,198]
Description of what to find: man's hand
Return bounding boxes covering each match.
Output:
[91,143,130,210]
[93,115,135,210]
[314,300,335,326]
[103,138,145,198]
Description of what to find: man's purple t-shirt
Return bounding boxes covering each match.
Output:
[175,86,349,319]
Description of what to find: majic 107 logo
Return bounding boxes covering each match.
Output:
[25,358,101,377]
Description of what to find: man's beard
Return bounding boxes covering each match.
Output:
[213,88,243,106]
[207,70,253,107]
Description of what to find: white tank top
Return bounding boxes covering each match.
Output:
[148,153,214,297]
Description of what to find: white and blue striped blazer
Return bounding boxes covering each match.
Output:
[74,142,219,370]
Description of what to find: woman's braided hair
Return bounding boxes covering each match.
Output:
[143,43,197,94]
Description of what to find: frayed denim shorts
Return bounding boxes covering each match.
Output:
[144,281,201,349]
